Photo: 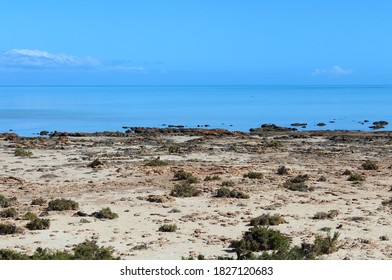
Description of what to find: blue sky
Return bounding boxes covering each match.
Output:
[0,0,391,85]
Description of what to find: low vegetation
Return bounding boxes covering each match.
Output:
[26,217,50,230]
[0,208,18,218]
[204,175,221,181]
[243,172,263,179]
[362,160,378,170]
[170,182,202,197]
[146,158,169,167]
[347,173,365,182]
[282,175,314,192]
[92,207,119,220]
[312,210,339,220]
[0,223,19,235]
[0,240,119,260]
[250,213,286,226]
[48,199,79,211]
[277,165,289,175]
[221,181,235,187]
[174,171,199,183]
[14,148,33,157]
[158,224,177,232]
[215,187,249,199]
[31,198,47,206]
[0,195,17,208]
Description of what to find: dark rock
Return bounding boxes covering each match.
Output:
[317,123,326,127]
[88,159,105,168]
[39,130,49,136]
[250,124,297,133]
[291,123,307,127]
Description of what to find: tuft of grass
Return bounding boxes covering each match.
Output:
[347,173,365,182]
[362,160,378,170]
[250,213,286,226]
[158,224,177,232]
[0,195,17,208]
[170,182,202,197]
[215,187,249,199]
[243,172,263,179]
[48,199,79,211]
[283,175,314,192]
[92,207,119,220]
[146,158,169,167]
[174,171,199,183]
[14,148,33,157]
[312,210,339,220]
[23,212,38,221]
[0,208,18,218]
[26,218,50,230]
[312,231,340,255]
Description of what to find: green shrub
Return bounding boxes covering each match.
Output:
[26,218,50,230]
[0,208,18,218]
[230,226,290,259]
[312,210,339,220]
[221,181,235,187]
[283,175,314,192]
[14,148,33,157]
[347,173,365,182]
[362,160,378,170]
[174,171,199,183]
[158,224,177,232]
[216,187,249,199]
[0,249,29,260]
[312,231,340,255]
[31,198,47,206]
[146,158,169,167]
[0,223,18,235]
[170,182,202,197]
[250,213,286,226]
[48,198,79,211]
[23,212,38,221]
[0,195,17,208]
[72,240,119,260]
[243,172,263,179]
[92,207,119,220]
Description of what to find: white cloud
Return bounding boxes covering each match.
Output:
[0,49,100,69]
[312,65,352,77]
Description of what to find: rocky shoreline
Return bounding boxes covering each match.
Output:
[1,128,391,259]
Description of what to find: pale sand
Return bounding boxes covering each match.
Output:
[0,131,391,259]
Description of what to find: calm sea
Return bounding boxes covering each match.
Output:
[0,85,391,136]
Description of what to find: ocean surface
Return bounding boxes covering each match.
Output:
[0,85,391,136]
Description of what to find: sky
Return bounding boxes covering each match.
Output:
[0,0,391,85]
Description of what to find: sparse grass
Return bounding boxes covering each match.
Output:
[170,182,202,197]
[158,224,177,232]
[168,145,181,154]
[0,195,17,208]
[312,231,340,255]
[0,223,19,235]
[243,172,263,179]
[312,210,339,220]
[31,198,47,206]
[48,199,79,211]
[250,213,286,226]
[146,158,169,167]
[283,175,314,192]
[362,160,378,170]
[266,140,283,148]
[14,148,33,157]
[204,175,221,181]
[221,181,235,187]
[26,218,50,230]
[347,173,365,182]
[92,207,119,220]
[0,208,18,218]
[215,187,249,199]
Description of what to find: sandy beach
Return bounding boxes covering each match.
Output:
[1,128,391,260]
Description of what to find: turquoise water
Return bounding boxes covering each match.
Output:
[0,85,391,136]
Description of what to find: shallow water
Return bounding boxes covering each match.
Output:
[1,85,391,136]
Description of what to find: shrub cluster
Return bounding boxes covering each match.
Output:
[243,172,263,179]
[221,181,235,187]
[92,207,119,220]
[0,208,18,218]
[283,175,314,192]
[0,223,19,235]
[204,175,221,181]
[347,173,365,182]
[48,199,79,211]
[216,187,249,199]
[312,210,339,220]
[14,148,33,157]
[174,171,199,183]
[158,224,177,232]
[170,182,202,198]
[31,198,47,206]
[0,240,119,260]
[146,158,169,167]
[0,195,17,208]
[361,160,378,170]
[26,218,50,230]
[250,213,286,226]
